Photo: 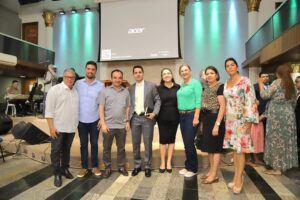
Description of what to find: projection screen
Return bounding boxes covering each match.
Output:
[100,0,180,61]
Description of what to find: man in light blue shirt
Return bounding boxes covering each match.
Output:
[75,61,104,177]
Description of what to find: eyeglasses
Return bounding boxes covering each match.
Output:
[64,76,75,80]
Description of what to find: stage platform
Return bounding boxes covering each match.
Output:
[0,116,220,170]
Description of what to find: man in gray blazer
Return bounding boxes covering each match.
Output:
[129,65,161,177]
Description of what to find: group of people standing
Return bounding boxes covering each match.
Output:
[45,58,298,196]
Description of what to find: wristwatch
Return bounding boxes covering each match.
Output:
[215,121,220,126]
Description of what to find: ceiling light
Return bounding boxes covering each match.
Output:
[71,8,77,14]
[59,10,65,15]
[85,6,91,12]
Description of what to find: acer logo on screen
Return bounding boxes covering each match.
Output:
[128,28,146,34]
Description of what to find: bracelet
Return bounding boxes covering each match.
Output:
[215,121,220,126]
[125,120,129,122]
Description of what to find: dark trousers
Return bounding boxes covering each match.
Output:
[42,92,47,117]
[180,112,198,173]
[78,120,100,168]
[103,128,126,169]
[51,132,75,175]
[131,115,155,169]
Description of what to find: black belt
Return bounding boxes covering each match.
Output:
[201,109,219,114]
[134,112,145,116]
[179,109,195,114]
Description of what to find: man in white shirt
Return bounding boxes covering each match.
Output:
[45,68,79,187]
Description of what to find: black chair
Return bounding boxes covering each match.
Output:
[0,137,5,162]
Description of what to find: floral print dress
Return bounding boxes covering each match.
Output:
[261,79,298,171]
[223,76,258,153]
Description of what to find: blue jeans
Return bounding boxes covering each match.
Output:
[180,112,198,173]
[78,120,99,168]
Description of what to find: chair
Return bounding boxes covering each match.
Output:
[5,99,16,117]
[0,137,5,162]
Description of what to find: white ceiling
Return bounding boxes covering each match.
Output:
[0,0,119,15]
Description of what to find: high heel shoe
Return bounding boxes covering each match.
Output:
[166,168,172,173]
[159,168,166,173]
[233,177,244,194]
[233,185,243,194]
[227,182,235,189]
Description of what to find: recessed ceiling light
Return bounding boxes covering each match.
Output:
[71,7,77,14]
[59,10,65,15]
[85,6,91,12]
[20,75,26,78]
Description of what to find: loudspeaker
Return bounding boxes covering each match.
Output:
[0,114,13,135]
[11,121,50,144]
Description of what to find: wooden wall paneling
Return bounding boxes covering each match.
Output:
[22,22,38,44]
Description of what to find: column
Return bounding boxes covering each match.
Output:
[174,0,188,82]
[246,0,261,83]
[42,11,56,50]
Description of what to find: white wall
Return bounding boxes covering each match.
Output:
[258,0,286,27]
[0,6,21,38]
[19,13,47,48]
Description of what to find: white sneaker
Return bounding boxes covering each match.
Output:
[179,168,188,175]
[184,171,197,178]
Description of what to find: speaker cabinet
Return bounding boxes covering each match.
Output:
[11,121,50,144]
[0,114,13,135]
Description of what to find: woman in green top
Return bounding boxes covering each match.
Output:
[177,64,202,178]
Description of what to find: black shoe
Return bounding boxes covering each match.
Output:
[159,168,166,173]
[145,169,152,177]
[166,168,172,173]
[102,169,111,178]
[131,167,141,176]
[62,169,74,179]
[118,167,129,176]
[54,175,62,187]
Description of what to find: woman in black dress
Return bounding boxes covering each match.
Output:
[200,66,226,184]
[157,68,180,173]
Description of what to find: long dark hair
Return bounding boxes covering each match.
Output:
[276,64,295,100]
[224,57,238,68]
[160,68,175,85]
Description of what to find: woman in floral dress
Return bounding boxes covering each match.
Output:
[258,64,298,175]
[223,57,258,194]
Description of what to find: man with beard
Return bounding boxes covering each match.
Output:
[75,61,104,177]
[129,65,161,177]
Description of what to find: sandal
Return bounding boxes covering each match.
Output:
[201,177,219,184]
[264,170,282,176]
[200,174,209,179]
